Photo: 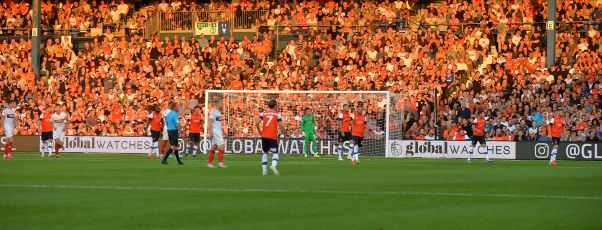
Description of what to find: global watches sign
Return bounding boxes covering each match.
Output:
[387,140,515,159]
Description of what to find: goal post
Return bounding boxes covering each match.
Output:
[203,90,403,157]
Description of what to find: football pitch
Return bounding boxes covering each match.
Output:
[1,154,601,230]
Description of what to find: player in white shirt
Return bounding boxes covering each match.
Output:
[51,105,69,158]
[160,106,171,156]
[207,102,227,168]
[2,101,17,159]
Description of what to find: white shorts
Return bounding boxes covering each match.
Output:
[162,128,169,140]
[3,126,13,138]
[53,130,65,140]
[212,132,225,146]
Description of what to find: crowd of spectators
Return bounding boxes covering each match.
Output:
[0,1,31,36]
[0,0,600,142]
[42,0,130,35]
[260,0,412,32]
[1,0,134,37]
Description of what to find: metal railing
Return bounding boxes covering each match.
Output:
[0,28,105,38]
[0,28,30,36]
[232,10,267,31]
[143,10,268,36]
[192,11,231,24]
[3,18,599,45]
[418,20,601,33]
[144,12,161,39]
[160,11,195,33]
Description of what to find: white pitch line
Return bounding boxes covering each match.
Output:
[8,158,602,169]
[0,184,600,201]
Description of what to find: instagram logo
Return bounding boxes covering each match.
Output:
[534,143,549,159]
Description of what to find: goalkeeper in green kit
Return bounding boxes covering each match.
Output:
[301,108,320,158]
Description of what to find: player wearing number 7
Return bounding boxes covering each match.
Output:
[255,99,286,176]
[301,107,319,158]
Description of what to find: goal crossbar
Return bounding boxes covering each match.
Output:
[205,90,390,94]
[203,90,392,156]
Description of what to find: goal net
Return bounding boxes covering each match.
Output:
[202,90,403,157]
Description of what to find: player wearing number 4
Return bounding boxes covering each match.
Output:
[256,99,286,176]
[182,106,202,159]
[337,104,353,161]
[548,110,565,166]
[147,106,163,159]
[207,102,227,168]
[350,105,368,165]
[301,108,319,158]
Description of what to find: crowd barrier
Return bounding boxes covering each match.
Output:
[388,140,516,159]
[1,136,42,152]
[516,142,601,161]
[1,136,599,161]
[42,136,380,156]
[387,140,600,161]
[1,136,385,156]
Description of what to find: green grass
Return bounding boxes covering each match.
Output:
[0,153,601,230]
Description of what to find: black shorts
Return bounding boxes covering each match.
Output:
[551,137,560,146]
[167,130,179,146]
[150,130,161,142]
[189,133,201,143]
[471,136,486,145]
[261,138,278,153]
[41,132,53,141]
[338,132,352,142]
[352,136,363,147]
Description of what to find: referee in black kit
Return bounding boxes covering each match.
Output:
[161,102,184,165]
